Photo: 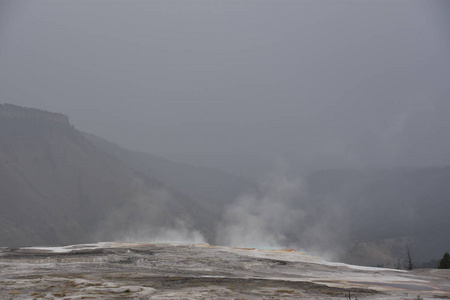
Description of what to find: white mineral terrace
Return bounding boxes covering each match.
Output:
[1,242,449,299]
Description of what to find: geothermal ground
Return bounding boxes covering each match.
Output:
[0,243,449,299]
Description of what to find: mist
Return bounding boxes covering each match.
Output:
[93,178,207,244]
[1,0,450,180]
[89,169,346,260]
[218,171,304,248]
[216,168,349,260]
[1,0,450,266]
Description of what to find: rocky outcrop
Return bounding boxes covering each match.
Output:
[0,103,70,125]
[0,104,211,247]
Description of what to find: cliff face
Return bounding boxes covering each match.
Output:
[0,104,210,247]
[0,104,69,125]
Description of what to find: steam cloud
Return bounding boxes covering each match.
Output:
[218,170,349,260]
[94,178,206,244]
[111,219,206,244]
[95,172,349,260]
[217,171,305,249]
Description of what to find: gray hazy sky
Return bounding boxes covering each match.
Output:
[1,0,450,178]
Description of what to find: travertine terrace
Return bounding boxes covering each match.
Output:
[1,242,449,299]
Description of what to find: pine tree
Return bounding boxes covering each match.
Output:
[438,252,450,269]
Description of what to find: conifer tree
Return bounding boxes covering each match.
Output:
[438,252,450,269]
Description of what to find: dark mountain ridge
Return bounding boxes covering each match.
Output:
[0,103,69,124]
[1,104,449,268]
[83,132,255,220]
[0,104,213,246]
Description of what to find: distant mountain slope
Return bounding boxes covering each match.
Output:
[2,103,449,268]
[305,168,450,265]
[83,132,255,222]
[0,104,212,247]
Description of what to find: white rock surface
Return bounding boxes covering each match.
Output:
[0,242,448,299]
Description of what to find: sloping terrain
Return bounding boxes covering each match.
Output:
[305,168,450,265]
[0,104,212,247]
[83,132,255,226]
[0,242,449,299]
[1,103,449,269]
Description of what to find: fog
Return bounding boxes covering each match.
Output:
[1,0,449,179]
[2,1,450,266]
[93,178,207,245]
[217,169,346,260]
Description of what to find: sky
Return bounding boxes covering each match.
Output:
[1,0,450,179]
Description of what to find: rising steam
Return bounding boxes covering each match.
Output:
[94,178,206,244]
[217,170,349,260]
[217,171,304,248]
[95,172,349,260]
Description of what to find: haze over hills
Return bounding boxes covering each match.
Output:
[83,132,255,218]
[305,168,450,266]
[0,104,449,268]
[0,104,214,246]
